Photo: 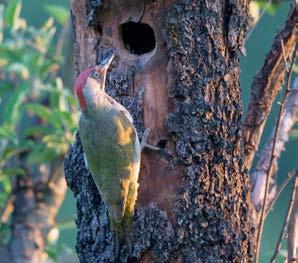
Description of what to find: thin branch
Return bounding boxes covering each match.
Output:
[254,48,296,263]
[243,2,297,171]
[270,174,298,263]
[246,0,273,42]
[0,194,14,223]
[55,20,71,60]
[251,77,298,211]
[280,35,290,72]
[25,40,60,63]
[288,175,298,262]
[265,170,296,218]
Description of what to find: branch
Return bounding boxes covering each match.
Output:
[243,2,297,170]
[254,45,296,263]
[0,194,14,223]
[270,174,298,263]
[288,175,298,262]
[251,77,298,210]
[266,170,296,218]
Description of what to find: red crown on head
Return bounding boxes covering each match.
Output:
[74,67,94,110]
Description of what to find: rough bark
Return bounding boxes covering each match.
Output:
[65,0,253,262]
[243,2,298,171]
[288,175,298,263]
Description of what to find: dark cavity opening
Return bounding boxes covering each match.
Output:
[120,22,156,55]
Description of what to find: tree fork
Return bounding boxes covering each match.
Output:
[65,0,253,262]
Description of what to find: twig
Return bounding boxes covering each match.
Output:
[270,174,298,263]
[55,20,70,60]
[251,76,298,211]
[245,0,273,42]
[25,40,59,63]
[280,35,290,72]
[254,47,296,263]
[288,173,298,262]
[265,171,296,218]
[0,194,14,223]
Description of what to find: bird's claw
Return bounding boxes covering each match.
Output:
[141,128,160,151]
[83,153,89,169]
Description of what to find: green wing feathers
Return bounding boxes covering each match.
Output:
[79,108,140,246]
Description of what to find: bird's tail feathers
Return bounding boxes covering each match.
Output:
[109,213,134,258]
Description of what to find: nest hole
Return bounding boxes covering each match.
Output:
[120,22,156,55]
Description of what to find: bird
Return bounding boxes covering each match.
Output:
[74,53,141,256]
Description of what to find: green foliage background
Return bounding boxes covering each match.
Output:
[0,0,77,261]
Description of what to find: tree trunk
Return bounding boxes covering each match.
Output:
[64,0,253,262]
[8,160,67,263]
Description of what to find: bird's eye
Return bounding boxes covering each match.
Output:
[93,72,99,78]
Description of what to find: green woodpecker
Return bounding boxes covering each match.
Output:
[74,54,141,255]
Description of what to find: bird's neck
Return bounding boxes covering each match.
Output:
[82,87,112,115]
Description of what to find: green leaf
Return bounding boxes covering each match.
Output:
[3,85,28,125]
[293,64,298,74]
[258,1,279,16]
[24,103,61,128]
[25,103,51,120]
[0,176,12,193]
[7,62,30,79]
[0,44,25,63]
[2,167,26,176]
[0,223,10,235]
[39,84,74,97]
[52,109,73,127]
[42,133,69,155]
[0,123,13,139]
[5,0,22,29]
[2,142,32,160]
[39,60,60,77]
[0,81,13,96]
[24,126,52,137]
[45,246,57,261]
[0,4,4,43]
[40,17,54,32]
[290,129,298,141]
[44,5,68,25]
[27,146,58,164]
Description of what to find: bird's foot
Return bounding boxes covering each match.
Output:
[141,128,160,151]
[83,153,89,169]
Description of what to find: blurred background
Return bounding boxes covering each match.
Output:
[0,0,296,262]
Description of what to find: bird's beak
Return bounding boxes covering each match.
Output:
[100,53,115,72]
